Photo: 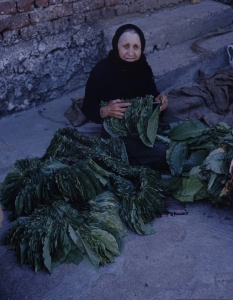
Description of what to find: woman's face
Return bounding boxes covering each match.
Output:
[117,32,142,62]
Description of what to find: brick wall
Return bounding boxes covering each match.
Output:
[0,0,185,45]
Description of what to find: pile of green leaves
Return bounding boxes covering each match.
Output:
[1,158,103,220]
[0,128,164,272]
[101,95,161,147]
[161,120,233,203]
[2,193,126,272]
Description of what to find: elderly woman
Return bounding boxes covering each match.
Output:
[82,24,170,171]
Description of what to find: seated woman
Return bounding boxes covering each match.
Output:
[82,24,171,172]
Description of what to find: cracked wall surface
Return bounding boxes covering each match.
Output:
[0,25,105,115]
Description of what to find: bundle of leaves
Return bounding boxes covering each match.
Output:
[0,128,164,272]
[111,169,164,235]
[1,158,106,220]
[43,127,129,164]
[101,95,161,147]
[2,193,127,272]
[160,120,233,203]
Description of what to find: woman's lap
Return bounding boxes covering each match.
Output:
[122,135,169,171]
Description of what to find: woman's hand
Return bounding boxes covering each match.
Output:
[154,94,168,112]
[100,99,131,119]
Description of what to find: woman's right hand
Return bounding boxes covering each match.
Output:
[100,99,131,119]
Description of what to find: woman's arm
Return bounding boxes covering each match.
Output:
[154,94,168,112]
[82,68,131,122]
[100,99,131,119]
[147,77,168,112]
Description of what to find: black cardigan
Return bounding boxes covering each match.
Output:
[81,58,160,124]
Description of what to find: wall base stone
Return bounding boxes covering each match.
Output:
[0,25,105,117]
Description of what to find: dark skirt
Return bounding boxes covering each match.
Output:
[122,135,169,171]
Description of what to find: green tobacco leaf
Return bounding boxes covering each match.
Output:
[137,121,152,147]
[168,120,208,141]
[43,233,52,273]
[63,248,83,265]
[82,236,104,268]
[68,225,84,251]
[207,173,227,196]
[103,121,120,138]
[172,177,204,202]
[189,142,216,150]
[91,228,120,256]
[51,227,72,269]
[159,177,181,193]
[147,104,160,145]
[68,225,100,269]
[194,184,210,201]
[214,122,231,132]
[156,134,170,145]
[167,141,188,175]
[204,149,228,174]
[189,166,206,181]
[183,150,209,171]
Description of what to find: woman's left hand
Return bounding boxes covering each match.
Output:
[154,94,168,112]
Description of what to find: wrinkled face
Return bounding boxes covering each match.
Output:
[117,32,142,62]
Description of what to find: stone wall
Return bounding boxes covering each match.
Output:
[0,0,185,116]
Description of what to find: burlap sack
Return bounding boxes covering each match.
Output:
[64,96,88,127]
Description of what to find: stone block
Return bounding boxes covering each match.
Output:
[35,20,53,34]
[35,0,49,8]
[20,24,38,39]
[53,16,69,31]
[143,0,181,11]
[16,0,34,12]
[115,4,128,16]
[29,10,40,24]
[19,26,29,39]
[105,0,121,6]
[2,29,19,44]
[85,9,102,23]
[0,0,17,15]
[44,3,73,19]
[101,6,115,18]
[73,0,104,13]
[7,13,30,30]
[22,59,34,72]
[136,0,152,12]
[0,15,10,32]
[69,14,85,26]
[129,2,140,13]
[73,1,88,13]
[59,3,73,17]
[90,0,105,10]
[30,4,73,24]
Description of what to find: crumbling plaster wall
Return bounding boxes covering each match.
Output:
[0,0,185,116]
